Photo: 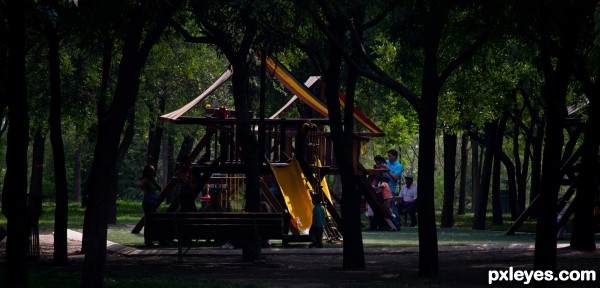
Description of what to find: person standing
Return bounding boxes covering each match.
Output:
[139,164,161,247]
[177,157,198,212]
[385,149,403,228]
[309,194,326,248]
[398,175,418,227]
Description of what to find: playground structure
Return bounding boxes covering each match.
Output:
[131,55,398,246]
[505,106,600,238]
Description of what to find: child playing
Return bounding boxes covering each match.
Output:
[309,194,326,248]
[372,176,394,218]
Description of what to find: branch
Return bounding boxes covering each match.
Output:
[170,20,214,44]
[312,1,421,110]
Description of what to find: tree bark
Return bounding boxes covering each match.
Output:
[81,1,182,286]
[4,0,29,285]
[441,133,457,227]
[457,133,468,215]
[473,122,497,230]
[46,4,70,264]
[471,138,480,214]
[533,1,577,269]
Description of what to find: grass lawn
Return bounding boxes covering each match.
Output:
[0,200,553,248]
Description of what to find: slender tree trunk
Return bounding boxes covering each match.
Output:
[73,143,83,202]
[342,46,366,270]
[497,152,519,220]
[162,133,175,192]
[46,5,70,264]
[529,123,544,207]
[457,133,468,215]
[471,138,480,214]
[106,112,136,224]
[570,100,599,251]
[473,122,497,230]
[491,156,503,225]
[4,0,29,285]
[571,88,600,251]
[441,133,457,227]
[28,131,45,260]
[81,1,182,285]
[492,115,507,226]
[146,96,165,168]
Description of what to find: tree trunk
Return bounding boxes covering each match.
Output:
[457,133,468,215]
[441,133,457,227]
[529,122,544,207]
[162,133,175,194]
[497,152,519,220]
[569,67,599,250]
[72,143,83,202]
[473,122,497,230]
[107,112,136,224]
[491,114,508,226]
[46,7,70,264]
[534,6,575,269]
[342,47,366,270]
[81,1,182,286]
[3,0,29,285]
[471,138,481,214]
[28,130,44,261]
[146,96,165,168]
[230,58,262,261]
[416,85,440,277]
[570,99,599,251]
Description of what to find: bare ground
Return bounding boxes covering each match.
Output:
[2,234,599,287]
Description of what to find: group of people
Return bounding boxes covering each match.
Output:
[138,148,416,248]
[366,149,418,230]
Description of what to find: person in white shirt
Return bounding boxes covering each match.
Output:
[398,175,417,227]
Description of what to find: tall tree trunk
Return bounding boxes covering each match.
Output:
[28,130,45,260]
[491,156,503,225]
[81,1,182,286]
[570,99,599,251]
[457,133,468,215]
[46,4,70,264]
[473,122,497,230]
[491,114,508,226]
[230,58,262,261]
[3,0,29,285]
[497,152,519,220]
[72,142,83,202]
[534,2,577,269]
[107,112,136,224]
[146,96,165,168]
[321,11,365,270]
[162,133,175,193]
[416,85,440,277]
[342,47,366,270]
[529,122,544,207]
[471,138,481,214]
[441,133,457,227]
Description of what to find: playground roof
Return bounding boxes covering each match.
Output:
[160,56,384,135]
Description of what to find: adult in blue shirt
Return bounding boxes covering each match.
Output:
[385,149,403,228]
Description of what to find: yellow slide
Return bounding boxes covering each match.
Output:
[270,158,332,234]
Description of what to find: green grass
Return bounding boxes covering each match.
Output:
[0,200,546,248]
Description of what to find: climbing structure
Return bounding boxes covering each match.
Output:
[131,55,397,240]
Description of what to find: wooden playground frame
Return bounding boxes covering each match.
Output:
[131,55,398,245]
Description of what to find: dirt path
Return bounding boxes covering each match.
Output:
[3,233,599,287]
